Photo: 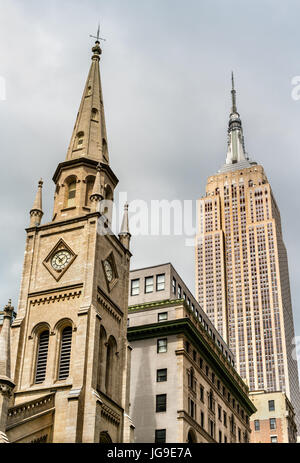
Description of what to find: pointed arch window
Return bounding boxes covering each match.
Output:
[85,176,95,206]
[67,181,76,208]
[105,336,117,397]
[35,330,50,384]
[102,138,108,160]
[76,131,84,149]
[58,326,72,380]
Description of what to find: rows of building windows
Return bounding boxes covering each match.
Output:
[155,336,249,442]
[173,271,234,367]
[130,274,165,296]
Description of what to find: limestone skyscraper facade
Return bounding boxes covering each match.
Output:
[195,76,300,431]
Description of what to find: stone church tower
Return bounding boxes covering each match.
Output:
[2,38,133,443]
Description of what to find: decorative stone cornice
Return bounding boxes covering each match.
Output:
[7,393,55,428]
[101,403,121,426]
[30,290,82,307]
[97,287,123,323]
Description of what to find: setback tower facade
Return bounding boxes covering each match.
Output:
[195,75,300,431]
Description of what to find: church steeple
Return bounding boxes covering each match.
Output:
[225,72,247,165]
[52,36,119,222]
[65,38,109,164]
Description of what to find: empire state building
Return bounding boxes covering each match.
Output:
[195,75,300,429]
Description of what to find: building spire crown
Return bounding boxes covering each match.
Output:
[119,203,131,250]
[231,71,237,114]
[65,31,109,164]
[225,73,247,166]
[90,163,104,207]
[30,179,43,227]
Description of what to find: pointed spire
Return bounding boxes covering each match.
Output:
[225,73,247,165]
[30,179,43,227]
[231,71,237,113]
[90,163,104,208]
[0,300,15,443]
[65,37,109,164]
[119,203,131,250]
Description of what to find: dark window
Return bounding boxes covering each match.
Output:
[199,357,203,369]
[156,394,167,412]
[205,365,209,376]
[35,330,50,384]
[223,411,227,427]
[209,419,215,438]
[270,418,276,430]
[219,430,222,443]
[268,400,275,411]
[157,369,167,382]
[172,277,176,295]
[58,326,72,380]
[189,398,196,419]
[189,368,195,389]
[238,428,241,442]
[158,312,168,322]
[156,274,165,291]
[157,338,167,353]
[155,429,166,443]
[193,350,197,361]
[185,341,190,353]
[218,405,222,421]
[200,385,204,402]
[201,411,204,428]
[178,285,182,298]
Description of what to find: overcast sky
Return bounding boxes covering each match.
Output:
[1,0,300,350]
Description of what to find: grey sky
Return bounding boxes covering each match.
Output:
[1,0,300,349]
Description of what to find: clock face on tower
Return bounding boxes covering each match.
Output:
[51,250,72,271]
[103,259,113,282]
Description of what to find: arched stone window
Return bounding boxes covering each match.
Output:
[97,326,107,391]
[100,431,112,443]
[35,330,50,384]
[102,184,113,223]
[91,108,99,121]
[58,326,72,380]
[102,138,108,160]
[76,131,84,149]
[65,179,77,208]
[85,175,95,206]
[187,428,197,443]
[105,335,117,397]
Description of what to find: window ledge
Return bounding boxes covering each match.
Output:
[61,206,77,212]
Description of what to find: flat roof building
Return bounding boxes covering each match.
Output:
[128,263,256,443]
[249,390,297,443]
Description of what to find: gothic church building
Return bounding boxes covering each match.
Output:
[0,39,133,443]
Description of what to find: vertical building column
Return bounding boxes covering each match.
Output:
[0,301,15,443]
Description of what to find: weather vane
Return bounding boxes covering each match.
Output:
[90,24,106,43]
